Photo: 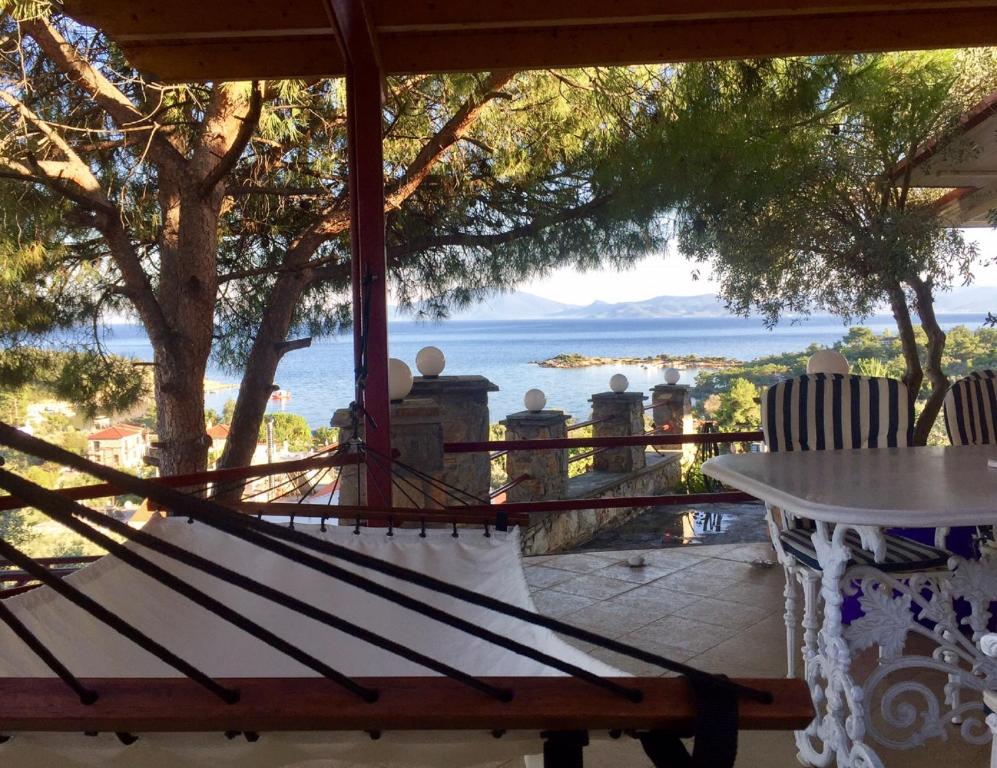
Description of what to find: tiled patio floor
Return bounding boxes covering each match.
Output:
[524,541,993,768]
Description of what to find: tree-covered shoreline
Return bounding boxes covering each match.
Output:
[695,324,996,442]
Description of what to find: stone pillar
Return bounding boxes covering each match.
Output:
[500,410,570,503]
[650,384,692,438]
[410,375,498,503]
[332,407,365,506]
[590,391,647,473]
[389,398,444,508]
[334,399,444,508]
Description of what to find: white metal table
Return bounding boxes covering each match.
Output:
[704,445,997,768]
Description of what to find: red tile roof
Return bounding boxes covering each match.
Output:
[87,424,145,441]
[207,423,230,439]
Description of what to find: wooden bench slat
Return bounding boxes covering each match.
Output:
[0,677,812,732]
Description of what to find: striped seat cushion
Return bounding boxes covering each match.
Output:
[779,528,950,572]
[944,370,996,447]
[761,374,914,452]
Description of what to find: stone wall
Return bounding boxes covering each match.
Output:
[520,451,682,555]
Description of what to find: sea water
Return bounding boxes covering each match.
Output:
[99,314,986,427]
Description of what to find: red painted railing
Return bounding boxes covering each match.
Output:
[488,473,531,500]
[444,430,763,453]
[0,451,359,512]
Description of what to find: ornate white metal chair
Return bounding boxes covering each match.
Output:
[944,370,997,555]
[760,371,952,678]
[985,634,997,768]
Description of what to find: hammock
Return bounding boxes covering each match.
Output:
[0,423,809,768]
[0,516,619,768]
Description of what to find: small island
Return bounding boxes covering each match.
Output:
[534,352,742,369]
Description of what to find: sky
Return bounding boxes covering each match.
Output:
[520,228,997,306]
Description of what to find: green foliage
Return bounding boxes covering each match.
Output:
[489,422,507,489]
[567,423,594,478]
[852,358,891,378]
[259,412,313,452]
[707,378,761,432]
[693,323,996,434]
[222,399,237,425]
[648,53,989,325]
[311,426,338,447]
[0,510,30,547]
[0,348,147,417]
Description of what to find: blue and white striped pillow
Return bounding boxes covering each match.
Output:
[761,374,914,453]
[944,370,996,446]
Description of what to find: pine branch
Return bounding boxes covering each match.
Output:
[385,70,516,208]
[19,16,184,169]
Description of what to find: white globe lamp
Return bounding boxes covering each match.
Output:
[524,388,547,413]
[609,373,629,393]
[387,358,414,402]
[415,346,446,377]
[807,350,850,376]
[664,367,681,385]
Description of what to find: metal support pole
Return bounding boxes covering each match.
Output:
[344,48,392,507]
[542,730,589,768]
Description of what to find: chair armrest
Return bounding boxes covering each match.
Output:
[981,634,997,658]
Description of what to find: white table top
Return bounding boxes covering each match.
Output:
[703,445,997,527]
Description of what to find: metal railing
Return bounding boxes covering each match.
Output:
[0,432,765,541]
[444,430,763,454]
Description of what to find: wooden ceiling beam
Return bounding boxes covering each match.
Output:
[375,8,997,73]
[120,38,346,82]
[113,6,997,82]
[66,0,997,38]
[62,0,330,38]
[371,0,997,31]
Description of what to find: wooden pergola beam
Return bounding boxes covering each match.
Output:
[65,0,997,82]
[0,677,813,732]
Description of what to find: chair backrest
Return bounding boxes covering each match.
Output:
[761,374,914,452]
[944,370,996,446]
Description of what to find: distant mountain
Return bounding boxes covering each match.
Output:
[553,293,728,319]
[932,285,997,314]
[390,285,996,322]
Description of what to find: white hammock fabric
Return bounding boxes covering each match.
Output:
[0,516,623,768]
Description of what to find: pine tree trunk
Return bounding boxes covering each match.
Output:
[150,174,221,476]
[219,269,309,471]
[154,343,211,476]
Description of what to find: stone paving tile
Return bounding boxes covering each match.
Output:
[560,600,662,637]
[609,583,700,615]
[685,614,791,677]
[672,595,774,631]
[529,588,596,617]
[523,564,576,590]
[541,552,618,574]
[646,568,739,599]
[591,561,683,584]
[587,644,698,677]
[547,573,640,600]
[681,555,782,584]
[717,580,785,610]
[636,548,710,573]
[715,541,778,564]
[580,548,658,563]
[521,554,557,566]
[624,615,740,655]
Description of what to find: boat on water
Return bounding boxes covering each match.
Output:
[270,389,291,401]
